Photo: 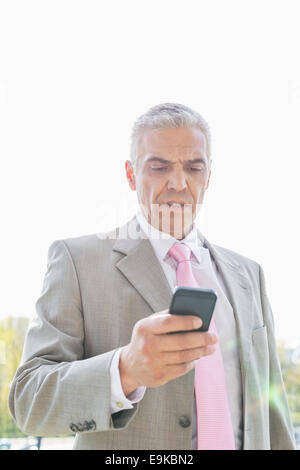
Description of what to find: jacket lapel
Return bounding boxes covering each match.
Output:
[113,216,173,315]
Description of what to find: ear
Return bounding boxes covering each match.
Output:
[125,160,136,191]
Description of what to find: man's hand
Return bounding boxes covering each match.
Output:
[119,310,218,396]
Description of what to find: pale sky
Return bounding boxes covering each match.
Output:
[0,0,300,346]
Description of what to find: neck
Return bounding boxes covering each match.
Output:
[143,213,194,240]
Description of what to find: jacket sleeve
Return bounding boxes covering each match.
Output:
[8,240,139,437]
[258,264,296,450]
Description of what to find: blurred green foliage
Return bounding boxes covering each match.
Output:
[0,317,29,437]
[277,340,300,426]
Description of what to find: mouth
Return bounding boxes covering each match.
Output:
[158,202,192,208]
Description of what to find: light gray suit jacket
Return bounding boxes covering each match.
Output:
[8,216,296,450]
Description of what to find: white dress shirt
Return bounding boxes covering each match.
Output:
[110,211,243,449]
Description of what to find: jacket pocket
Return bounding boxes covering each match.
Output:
[252,324,267,345]
[252,325,269,363]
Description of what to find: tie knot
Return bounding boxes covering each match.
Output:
[168,242,192,263]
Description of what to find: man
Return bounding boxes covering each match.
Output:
[9,103,295,450]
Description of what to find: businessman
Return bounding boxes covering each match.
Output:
[9,103,296,449]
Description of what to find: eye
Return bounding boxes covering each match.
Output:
[189,167,204,172]
[151,166,168,171]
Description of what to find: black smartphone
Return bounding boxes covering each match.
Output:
[169,286,218,333]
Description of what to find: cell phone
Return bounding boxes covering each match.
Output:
[169,286,218,333]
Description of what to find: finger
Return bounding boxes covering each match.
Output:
[164,360,197,381]
[158,330,218,352]
[161,345,217,365]
[145,312,202,335]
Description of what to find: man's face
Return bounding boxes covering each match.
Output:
[125,127,211,239]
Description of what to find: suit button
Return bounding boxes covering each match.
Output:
[70,423,79,433]
[86,419,96,431]
[76,423,84,432]
[178,415,191,428]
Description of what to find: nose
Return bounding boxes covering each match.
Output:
[167,168,188,191]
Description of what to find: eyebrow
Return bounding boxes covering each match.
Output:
[146,157,206,165]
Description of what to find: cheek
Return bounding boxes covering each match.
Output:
[137,174,164,202]
[189,178,206,203]
[136,178,155,204]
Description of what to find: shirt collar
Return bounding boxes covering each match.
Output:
[136,210,203,262]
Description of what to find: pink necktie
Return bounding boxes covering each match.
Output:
[168,242,235,450]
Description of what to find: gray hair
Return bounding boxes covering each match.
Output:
[129,102,211,169]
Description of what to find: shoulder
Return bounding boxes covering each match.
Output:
[208,241,263,287]
[48,216,141,260]
[212,243,260,269]
[47,227,121,263]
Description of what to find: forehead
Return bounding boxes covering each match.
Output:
[137,127,208,160]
